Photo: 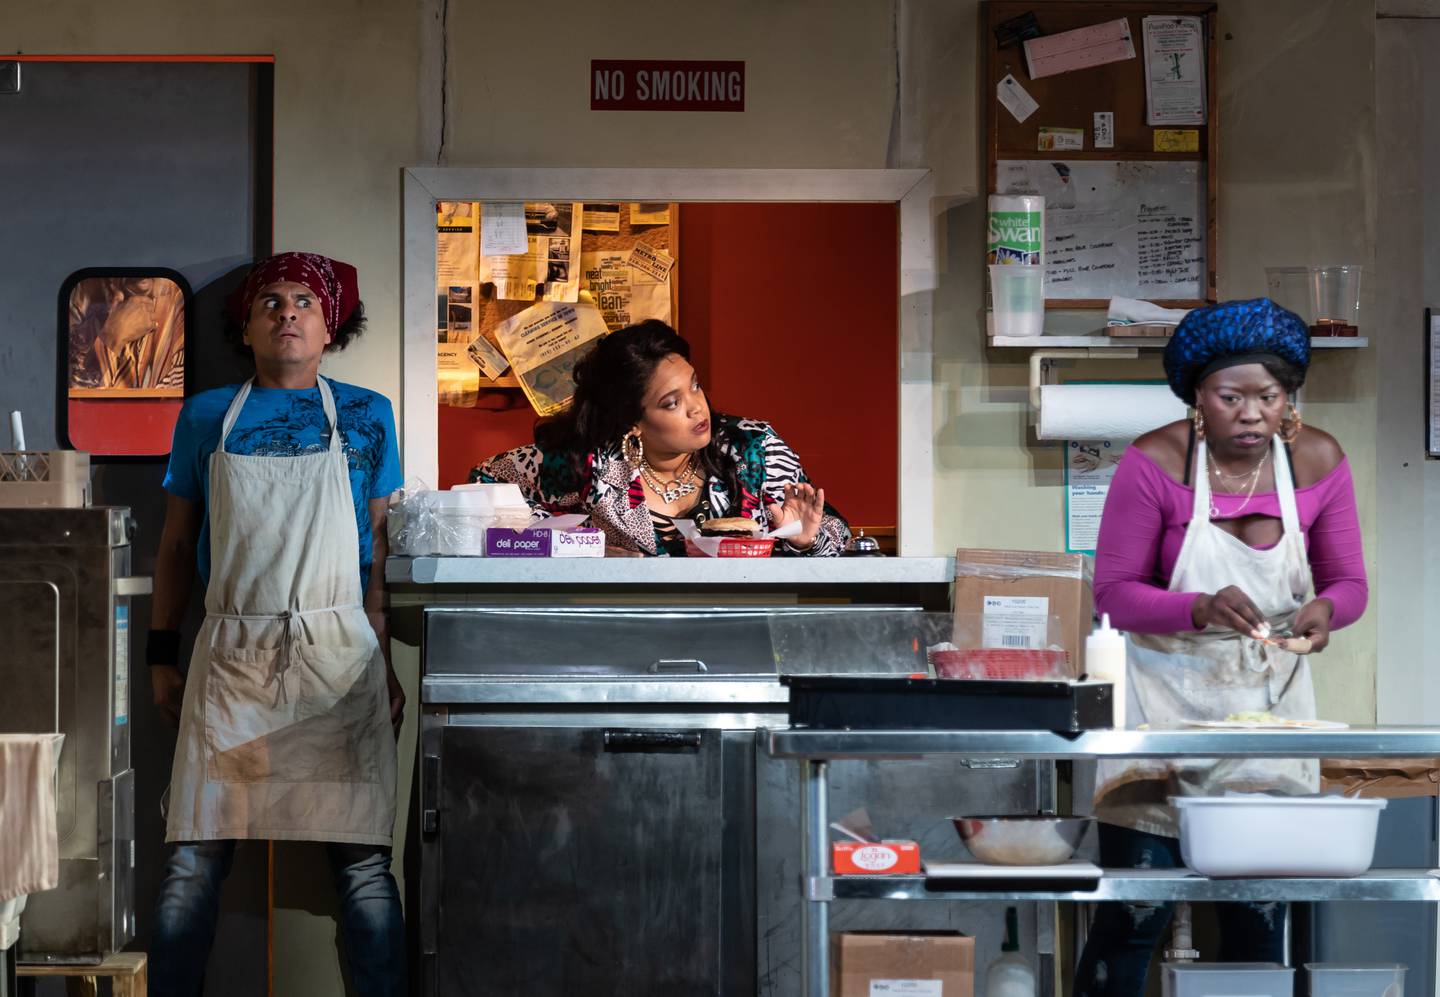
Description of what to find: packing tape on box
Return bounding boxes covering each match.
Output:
[1037,383,1187,441]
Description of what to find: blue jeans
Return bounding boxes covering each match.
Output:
[150,839,406,997]
[1073,824,1286,997]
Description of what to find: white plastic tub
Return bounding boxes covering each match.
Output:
[1164,963,1293,997]
[1171,795,1387,877]
[1307,964,1406,997]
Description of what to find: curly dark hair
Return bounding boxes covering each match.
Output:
[535,319,740,498]
[221,300,368,357]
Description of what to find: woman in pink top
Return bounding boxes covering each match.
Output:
[1075,299,1368,997]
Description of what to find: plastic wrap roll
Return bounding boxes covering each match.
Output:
[1037,383,1187,440]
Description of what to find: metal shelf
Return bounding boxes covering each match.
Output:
[990,335,1368,349]
[782,724,1440,996]
[830,869,1440,903]
[766,726,1440,760]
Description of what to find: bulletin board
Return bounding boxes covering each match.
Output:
[985,1,1218,307]
[438,202,679,405]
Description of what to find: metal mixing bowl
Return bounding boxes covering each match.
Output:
[950,815,1094,866]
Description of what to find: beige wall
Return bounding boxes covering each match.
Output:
[441,0,896,168]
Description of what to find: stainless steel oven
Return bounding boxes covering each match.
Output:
[0,507,148,963]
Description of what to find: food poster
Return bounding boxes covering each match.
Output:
[490,299,609,416]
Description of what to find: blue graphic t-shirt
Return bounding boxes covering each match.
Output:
[163,377,403,592]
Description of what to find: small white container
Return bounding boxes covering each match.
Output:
[989,264,1045,337]
[1164,963,1292,997]
[1171,795,1387,877]
[1307,964,1407,997]
[1085,613,1127,728]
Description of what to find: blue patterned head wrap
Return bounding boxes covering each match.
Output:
[1163,298,1310,405]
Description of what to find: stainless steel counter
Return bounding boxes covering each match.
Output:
[388,554,954,586]
[767,726,1440,760]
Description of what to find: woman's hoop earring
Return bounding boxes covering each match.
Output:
[621,433,644,467]
[1193,407,1206,440]
[1282,403,1303,444]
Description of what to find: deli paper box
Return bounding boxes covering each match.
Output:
[832,841,921,875]
[832,932,973,997]
[551,527,604,558]
[484,523,604,557]
[952,548,1093,676]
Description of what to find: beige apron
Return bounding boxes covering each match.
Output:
[166,377,396,845]
[1094,435,1318,838]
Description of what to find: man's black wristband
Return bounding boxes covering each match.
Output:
[146,629,182,668]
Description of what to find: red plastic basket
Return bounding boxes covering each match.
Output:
[683,537,776,558]
[929,647,1070,681]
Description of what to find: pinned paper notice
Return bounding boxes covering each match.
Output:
[582,203,621,233]
[996,74,1039,124]
[1153,128,1200,153]
[1023,17,1135,80]
[628,243,676,283]
[1094,111,1115,149]
[467,335,511,381]
[481,202,528,256]
[1143,15,1207,126]
[1038,126,1084,152]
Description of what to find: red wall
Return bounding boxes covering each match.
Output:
[437,202,900,527]
[68,397,183,457]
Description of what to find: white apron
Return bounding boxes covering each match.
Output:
[1094,435,1318,838]
[166,377,396,844]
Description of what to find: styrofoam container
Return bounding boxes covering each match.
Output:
[1164,963,1292,997]
[1172,795,1387,877]
[1307,964,1407,997]
[434,482,527,512]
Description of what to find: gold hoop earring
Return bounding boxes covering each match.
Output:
[621,433,644,467]
[1282,403,1302,444]
[1193,407,1206,440]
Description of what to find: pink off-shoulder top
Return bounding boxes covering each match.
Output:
[1092,447,1368,635]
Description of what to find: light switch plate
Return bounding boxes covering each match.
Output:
[0,62,20,95]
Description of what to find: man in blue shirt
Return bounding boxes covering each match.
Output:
[145,252,406,997]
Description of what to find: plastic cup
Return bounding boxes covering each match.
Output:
[989,264,1045,338]
[1264,266,1363,337]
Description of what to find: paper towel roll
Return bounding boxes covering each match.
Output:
[1037,383,1188,441]
[987,194,1044,266]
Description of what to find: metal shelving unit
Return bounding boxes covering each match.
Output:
[765,726,1440,997]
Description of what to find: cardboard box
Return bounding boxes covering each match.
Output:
[953,548,1094,676]
[832,841,921,875]
[833,932,974,997]
[485,525,605,557]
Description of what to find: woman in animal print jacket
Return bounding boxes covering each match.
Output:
[471,320,850,557]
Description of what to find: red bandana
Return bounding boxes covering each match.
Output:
[227,252,359,334]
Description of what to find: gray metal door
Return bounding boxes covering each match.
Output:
[432,724,747,996]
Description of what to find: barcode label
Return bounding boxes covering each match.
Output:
[982,594,1050,649]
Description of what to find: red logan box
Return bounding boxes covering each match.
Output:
[832,841,921,875]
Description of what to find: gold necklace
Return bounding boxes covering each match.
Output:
[1208,447,1269,518]
[640,455,699,503]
